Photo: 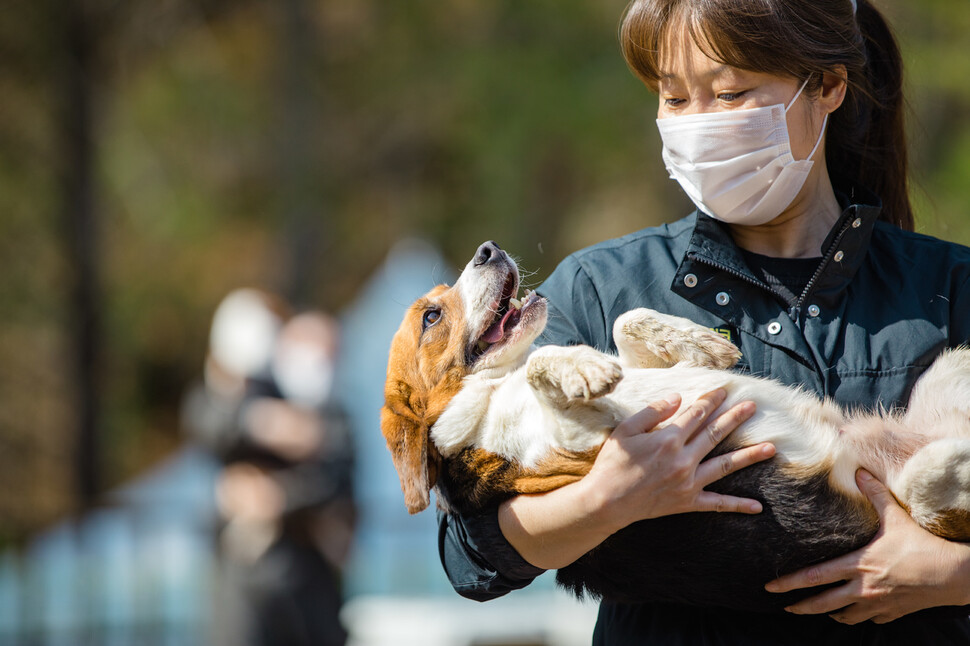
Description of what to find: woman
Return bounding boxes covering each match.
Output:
[438,0,970,643]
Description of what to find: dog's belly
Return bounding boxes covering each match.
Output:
[555,455,879,611]
[439,364,882,611]
[607,367,860,490]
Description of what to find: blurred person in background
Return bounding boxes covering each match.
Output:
[183,289,356,646]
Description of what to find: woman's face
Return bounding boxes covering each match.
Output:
[656,31,825,163]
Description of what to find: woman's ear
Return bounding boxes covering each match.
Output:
[819,65,848,115]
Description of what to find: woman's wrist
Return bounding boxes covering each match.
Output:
[575,471,629,537]
[948,541,970,606]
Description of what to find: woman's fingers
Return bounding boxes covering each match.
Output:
[612,394,681,438]
[689,398,757,458]
[682,394,770,514]
[693,490,764,514]
[784,585,857,617]
[601,390,770,520]
[619,388,742,445]
[669,388,728,439]
[766,553,855,594]
[697,442,775,489]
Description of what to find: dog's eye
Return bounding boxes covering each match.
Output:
[422,309,441,329]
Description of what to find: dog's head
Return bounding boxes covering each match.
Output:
[382,241,548,513]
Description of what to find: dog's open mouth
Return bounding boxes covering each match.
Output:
[469,274,541,362]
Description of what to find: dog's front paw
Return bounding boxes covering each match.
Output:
[527,346,623,404]
[560,351,623,401]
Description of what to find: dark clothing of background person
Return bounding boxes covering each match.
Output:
[437,190,970,645]
[186,372,356,646]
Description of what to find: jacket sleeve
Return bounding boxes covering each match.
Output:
[437,506,546,601]
[435,253,607,600]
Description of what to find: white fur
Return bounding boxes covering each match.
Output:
[427,253,970,533]
[897,437,970,528]
[428,253,970,526]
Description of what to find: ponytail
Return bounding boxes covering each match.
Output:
[830,0,912,230]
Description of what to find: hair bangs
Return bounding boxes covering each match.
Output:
[621,0,810,91]
[620,0,682,90]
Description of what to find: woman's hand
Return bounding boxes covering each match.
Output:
[500,389,774,569]
[584,388,774,533]
[765,468,970,624]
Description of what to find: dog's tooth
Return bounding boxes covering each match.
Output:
[510,298,522,310]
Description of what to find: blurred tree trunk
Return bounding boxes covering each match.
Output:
[61,0,101,511]
[279,0,323,308]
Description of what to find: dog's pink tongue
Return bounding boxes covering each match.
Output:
[482,309,515,343]
[482,320,505,344]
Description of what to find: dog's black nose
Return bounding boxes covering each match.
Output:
[473,241,502,267]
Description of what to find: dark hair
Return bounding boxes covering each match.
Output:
[620,0,913,231]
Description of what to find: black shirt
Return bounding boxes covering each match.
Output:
[739,249,821,309]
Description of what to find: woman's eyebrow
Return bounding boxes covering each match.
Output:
[660,65,731,82]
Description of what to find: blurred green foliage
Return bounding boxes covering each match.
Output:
[0,0,969,542]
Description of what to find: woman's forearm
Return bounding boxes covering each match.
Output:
[497,392,770,571]
[942,541,970,607]
[498,477,618,570]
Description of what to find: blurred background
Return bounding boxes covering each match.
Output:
[0,0,968,644]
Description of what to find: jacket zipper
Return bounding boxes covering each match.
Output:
[686,253,773,295]
[793,215,855,312]
[688,212,855,321]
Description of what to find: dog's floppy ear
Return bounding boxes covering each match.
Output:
[382,380,440,514]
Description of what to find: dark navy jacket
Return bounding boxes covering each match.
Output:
[438,190,970,645]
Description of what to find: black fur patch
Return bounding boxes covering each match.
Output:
[555,457,878,611]
[438,442,879,611]
[437,448,523,514]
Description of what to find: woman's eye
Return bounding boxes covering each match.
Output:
[663,97,686,107]
[422,309,441,329]
[717,91,746,102]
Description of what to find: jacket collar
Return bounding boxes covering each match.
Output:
[674,184,883,308]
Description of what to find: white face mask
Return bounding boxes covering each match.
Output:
[656,79,828,226]
[272,341,335,409]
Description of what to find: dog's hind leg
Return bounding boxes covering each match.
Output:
[890,349,970,541]
[613,308,741,370]
[904,348,970,440]
[894,436,970,541]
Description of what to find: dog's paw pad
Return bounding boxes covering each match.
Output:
[561,355,623,401]
[678,329,741,369]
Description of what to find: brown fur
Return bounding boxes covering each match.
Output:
[381,284,471,513]
[436,447,597,515]
[515,448,599,493]
[926,509,970,541]
[381,271,600,514]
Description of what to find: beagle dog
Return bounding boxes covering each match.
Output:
[382,241,970,610]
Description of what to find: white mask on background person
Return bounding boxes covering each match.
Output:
[272,341,335,409]
[209,289,281,380]
[656,78,828,226]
